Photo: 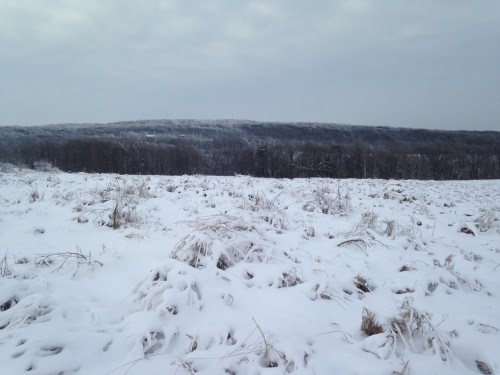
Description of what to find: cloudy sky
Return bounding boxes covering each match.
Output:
[1,0,499,130]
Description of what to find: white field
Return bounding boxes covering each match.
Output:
[0,169,499,375]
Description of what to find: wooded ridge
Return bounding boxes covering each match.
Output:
[1,120,498,179]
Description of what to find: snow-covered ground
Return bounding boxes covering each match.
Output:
[0,168,499,375]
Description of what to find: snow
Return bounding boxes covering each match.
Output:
[0,168,499,375]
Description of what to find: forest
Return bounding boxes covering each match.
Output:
[0,120,498,179]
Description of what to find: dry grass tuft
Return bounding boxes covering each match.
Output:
[338,238,369,250]
[361,308,384,336]
[1,254,12,277]
[355,275,372,293]
[476,360,494,374]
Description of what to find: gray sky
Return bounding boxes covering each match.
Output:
[1,0,499,130]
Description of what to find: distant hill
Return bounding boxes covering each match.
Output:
[1,120,499,179]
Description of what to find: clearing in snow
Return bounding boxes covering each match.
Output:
[0,168,499,374]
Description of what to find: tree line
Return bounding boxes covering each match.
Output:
[2,135,498,180]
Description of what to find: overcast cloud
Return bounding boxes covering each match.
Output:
[1,0,499,130]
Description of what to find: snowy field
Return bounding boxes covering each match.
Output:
[0,168,499,375]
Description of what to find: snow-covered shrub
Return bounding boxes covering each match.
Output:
[76,180,146,229]
[217,240,265,270]
[142,330,166,357]
[133,177,154,198]
[33,160,55,172]
[52,189,74,203]
[302,226,315,239]
[361,211,378,230]
[107,199,139,229]
[0,293,53,329]
[171,231,212,269]
[166,184,177,193]
[389,297,452,361]
[433,254,488,293]
[308,184,352,215]
[171,215,268,269]
[474,210,498,232]
[29,186,43,203]
[241,191,289,231]
[278,271,303,288]
[260,211,288,231]
[247,191,282,211]
[134,262,203,314]
[355,211,414,239]
[361,298,454,364]
[383,220,396,237]
[0,162,20,173]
